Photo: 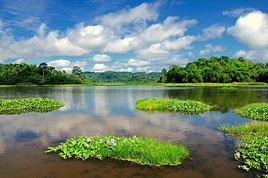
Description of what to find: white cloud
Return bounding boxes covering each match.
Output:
[199,44,225,56]
[92,54,111,62]
[103,36,139,53]
[223,8,255,17]
[127,58,150,67]
[47,59,87,73]
[96,2,159,29]
[233,50,257,59]
[67,24,113,51]
[202,24,225,39]
[228,10,268,49]
[140,17,197,44]
[229,10,268,62]
[13,58,25,64]
[136,35,197,60]
[92,63,109,72]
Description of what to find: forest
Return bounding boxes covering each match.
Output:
[2,56,268,85]
[159,56,268,83]
[0,63,82,85]
[82,71,161,83]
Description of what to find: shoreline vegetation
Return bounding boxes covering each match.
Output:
[0,98,64,114]
[136,98,212,114]
[1,82,268,88]
[219,122,268,178]
[2,57,268,87]
[46,136,189,166]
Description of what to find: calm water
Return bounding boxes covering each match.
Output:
[0,86,267,178]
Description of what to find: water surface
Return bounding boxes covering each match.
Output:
[0,86,267,178]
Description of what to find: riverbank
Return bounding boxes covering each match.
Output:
[1,82,268,87]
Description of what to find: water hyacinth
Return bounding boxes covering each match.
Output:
[46,136,189,166]
[0,98,64,115]
[235,103,268,121]
[136,98,212,114]
[219,122,268,177]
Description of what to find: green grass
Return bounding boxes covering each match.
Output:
[221,87,237,90]
[235,103,268,121]
[0,98,64,114]
[219,122,268,177]
[219,122,268,138]
[136,98,212,114]
[46,136,189,166]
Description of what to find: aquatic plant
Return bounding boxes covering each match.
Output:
[220,87,237,90]
[235,103,268,121]
[136,98,212,114]
[219,122,268,138]
[219,122,268,177]
[46,136,189,166]
[0,98,64,114]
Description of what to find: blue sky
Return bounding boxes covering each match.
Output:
[0,0,267,72]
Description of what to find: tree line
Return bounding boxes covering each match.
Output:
[82,71,161,83]
[0,63,82,85]
[159,56,268,83]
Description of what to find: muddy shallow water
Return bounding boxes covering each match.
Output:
[0,86,267,178]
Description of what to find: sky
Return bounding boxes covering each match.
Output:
[0,0,267,72]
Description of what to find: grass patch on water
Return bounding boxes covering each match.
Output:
[219,122,268,177]
[46,136,189,166]
[136,98,212,114]
[0,98,64,114]
[221,87,237,90]
[235,103,268,121]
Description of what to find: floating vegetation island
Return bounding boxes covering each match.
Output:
[235,103,268,121]
[0,98,64,115]
[219,122,268,178]
[46,136,189,166]
[136,98,212,114]
[220,87,237,90]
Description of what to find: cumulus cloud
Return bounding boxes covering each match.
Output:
[223,8,255,17]
[202,24,225,39]
[127,58,150,67]
[92,63,109,72]
[233,50,257,59]
[199,44,225,56]
[96,2,159,29]
[229,10,268,61]
[228,11,268,49]
[92,54,111,62]
[140,17,197,44]
[47,59,87,73]
[136,35,197,60]
[103,36,139,53]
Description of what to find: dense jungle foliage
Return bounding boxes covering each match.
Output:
[159,56,268,83]
[0,63,82,85]
[82,71,161,83]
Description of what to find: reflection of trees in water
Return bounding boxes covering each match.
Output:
[163,88,267,112]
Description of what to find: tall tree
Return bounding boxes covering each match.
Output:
[72,66,82,76]
[38,62,48,78]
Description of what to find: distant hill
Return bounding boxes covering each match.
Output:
[160,56,268,83]
[82,71,161,83]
